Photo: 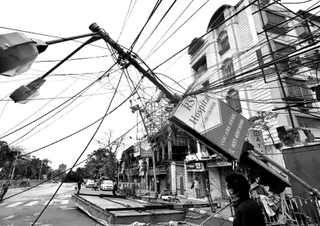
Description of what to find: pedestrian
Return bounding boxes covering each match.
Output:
[112,180,118,196]
[156,178,161,193]
[226,173,266,226]
[76,178,85,195]
[0,180,10,202]
[194,177,200,198]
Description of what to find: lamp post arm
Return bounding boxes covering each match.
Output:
[88,23,177,103]
[45,32,99,45]
[40,36,101,79]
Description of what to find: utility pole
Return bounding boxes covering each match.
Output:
[89,23,179,104]
[10,152,19,183]
[136,106,158,198]
[39,160,43,180]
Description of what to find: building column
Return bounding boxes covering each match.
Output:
[161,142,165,160]
[168,136,173,160]
[171,162,177,194]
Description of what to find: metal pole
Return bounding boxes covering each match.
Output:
[251,147,320,196]
[138,108,158,198]
[39,161,43,180]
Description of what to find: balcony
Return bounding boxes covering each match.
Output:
[296,25,311,39]
[262,11,289,35]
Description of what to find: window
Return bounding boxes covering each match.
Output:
[273,42,296,72]
[222,58,235,85]
[297,116,320,129]
[226,89,242,113]
[263,11,288,34]
[192,55,207,80]
[284,78,312,100]
[218,30,230,55]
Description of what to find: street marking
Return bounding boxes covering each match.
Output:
[60,200,69,205]
[6,202,23,207]
[44,199,59,205]
[24,201,39,206]
[3,215,15,219]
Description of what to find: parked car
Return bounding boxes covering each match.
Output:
[100,180,113,191]
[85,179,95,188]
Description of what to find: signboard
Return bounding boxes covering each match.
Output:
[140,139,153,158]
[134,142,140,157]
[169,91,249,160]
[186,162,205,172]
[248,129,266,153]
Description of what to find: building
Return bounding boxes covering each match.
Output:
[187,0,320,199]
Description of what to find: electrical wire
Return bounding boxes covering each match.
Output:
[31,58,127,226]
[130,0,163,51]
[136,0,178,54]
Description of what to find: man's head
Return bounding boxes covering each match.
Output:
[225,173,250,199]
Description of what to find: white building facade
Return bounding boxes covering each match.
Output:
[186,0,320,200]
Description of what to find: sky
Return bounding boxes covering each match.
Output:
[0,0,315,170]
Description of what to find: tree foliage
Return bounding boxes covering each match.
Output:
[84,130,123,180]
[0,140,53,180]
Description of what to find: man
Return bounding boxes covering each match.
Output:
[0,181,10,202]
[76,179,84,195]
[194,177,200,198]
[226,173,266,226]
[112,180,118,196]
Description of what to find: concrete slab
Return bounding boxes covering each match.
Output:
[71,194,186,226]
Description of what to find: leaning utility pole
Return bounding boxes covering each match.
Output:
[88,22,320,197]
[89,23,180,103]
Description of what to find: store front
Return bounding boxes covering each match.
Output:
[185,161,206,199]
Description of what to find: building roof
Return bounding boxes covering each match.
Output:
[207,4,232,32]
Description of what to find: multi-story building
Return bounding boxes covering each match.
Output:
[187,0,320,199]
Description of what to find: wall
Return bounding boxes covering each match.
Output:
[282,144,320,198]
[207,167,222,199]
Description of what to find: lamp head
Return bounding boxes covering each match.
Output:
[0,32,47,77]
[10,77,46,104]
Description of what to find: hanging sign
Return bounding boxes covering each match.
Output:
[169,91,249,160]
[248,129,266,153]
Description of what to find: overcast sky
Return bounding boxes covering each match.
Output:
[0,0,315,170]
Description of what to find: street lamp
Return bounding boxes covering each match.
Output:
[0,23,180,104]
[0,31,101,103]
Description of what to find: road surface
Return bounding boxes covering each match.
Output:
[0,182,103,226]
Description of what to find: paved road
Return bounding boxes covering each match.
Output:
[0,182,103,226]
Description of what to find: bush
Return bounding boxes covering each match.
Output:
[18,180,31,187]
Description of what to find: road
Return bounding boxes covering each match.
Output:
[0,182,103,226]
[0,182,233,226]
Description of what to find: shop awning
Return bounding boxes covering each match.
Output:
[239,152,291,194]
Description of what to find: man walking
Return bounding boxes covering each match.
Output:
[0,181,10,202]
[76,179,84,195]
[226,173,265,226]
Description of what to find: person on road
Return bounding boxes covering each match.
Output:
[194,177,200,198]
[226,173,266,226]
[112,180,118,196]
[76,179,85,195]
[0,180,10,202]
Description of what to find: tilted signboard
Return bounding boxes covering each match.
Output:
[139,138,153,158]
[169,91,249,160]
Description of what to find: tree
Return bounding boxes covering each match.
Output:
[84,130,124,180]
[248,111,279,146]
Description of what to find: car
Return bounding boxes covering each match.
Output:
[85,179,95,188]
[100,180,113,191]
[53,180,59,183]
